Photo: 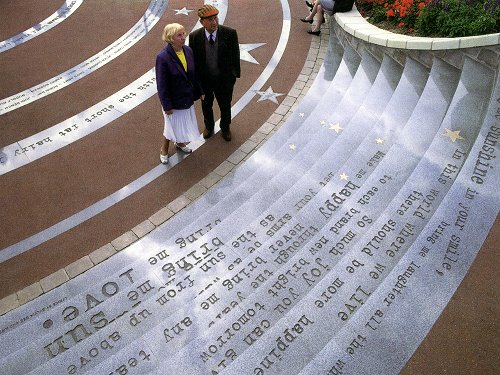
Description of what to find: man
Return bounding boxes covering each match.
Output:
[189,5,240,141]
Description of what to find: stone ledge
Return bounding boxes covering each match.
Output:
[89,243,116,265]
[334,7,500,50]
[167,195,191,213]
[39,269,69,293]
[111,231,139,251]
[0,294,19,316]
[17,283,43,305]
[65,256,94,279]
[132,219,155,238]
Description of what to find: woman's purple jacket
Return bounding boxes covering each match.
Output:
[155,44,203,112]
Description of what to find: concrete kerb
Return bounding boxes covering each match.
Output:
[333,9,499,75]
[0,22,331,317]
[335,6,500,50]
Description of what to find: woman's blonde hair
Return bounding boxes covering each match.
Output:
[162,23,185,44]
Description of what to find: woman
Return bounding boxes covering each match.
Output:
[300,0,325,35]
[156,23,204,164]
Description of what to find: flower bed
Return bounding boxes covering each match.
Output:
[355,0,500,36]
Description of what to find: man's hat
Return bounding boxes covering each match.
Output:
[198,4,219,19]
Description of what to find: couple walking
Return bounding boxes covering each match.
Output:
[156,5,240,164]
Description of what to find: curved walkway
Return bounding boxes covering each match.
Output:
[0,0,167,114]
[0,0,84,53]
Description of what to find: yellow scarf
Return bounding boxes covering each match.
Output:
[176,50,187,71]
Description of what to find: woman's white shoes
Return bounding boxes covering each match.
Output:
[161,143,191,164]
[175,143,192,153]
[160,154,169,164]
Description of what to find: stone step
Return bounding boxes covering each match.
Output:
[0,34,494,374]
[144,54,442,375]
[300,57,500,375]
[0,30,347,341]
[138,55,465,374]
[73,53,429,375]
[209,56,496,375]
[0,39,390,375]
[0,27,348,347]
[0,29,359,370]
[0,36,406,374]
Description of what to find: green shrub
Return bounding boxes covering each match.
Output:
[414,3,442,34]
[372,5,390,22]
[417,0,500,37]
[356,0,500,36]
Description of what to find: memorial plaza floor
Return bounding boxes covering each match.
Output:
[0,1,498,374]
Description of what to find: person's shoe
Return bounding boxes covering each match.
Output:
[305,1,314,10]
[160,153,169,164]
[308,30,321,36]
[175,143,192,153]
[203,128,214,139]
[300,17,313,24]
[221,130,232,142]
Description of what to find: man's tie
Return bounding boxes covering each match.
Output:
[209,33,215,46]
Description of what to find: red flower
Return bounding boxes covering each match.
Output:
[387,9,395,17]
[398,21,405,27]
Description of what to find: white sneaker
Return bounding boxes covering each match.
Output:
[175,143,192,153]
[160,154,169,164]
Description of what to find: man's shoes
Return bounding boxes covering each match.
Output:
[203,128,214,139]
[300,17,313,24]
[160,153,169,164]
[221,130,232,142]
[175,143,192,153]
[308,30,321,36]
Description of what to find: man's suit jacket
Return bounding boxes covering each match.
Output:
[189,25,240,88]
[155,44,202,112]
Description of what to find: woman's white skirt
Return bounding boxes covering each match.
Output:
[163,105,201,143]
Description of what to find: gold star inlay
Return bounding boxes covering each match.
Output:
[299,112,305,118]
[443,128,464,142]
[330,123,344,133]
[340,172,349,180]
[375,138,384,144]
[289,144,297,150]
[320,120,326,125]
